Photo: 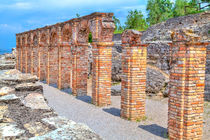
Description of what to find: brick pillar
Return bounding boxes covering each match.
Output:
[27,43,31,73]
[58,44,71,89]
[168,30,208,139]
[16,37,20,70]
[20,45,23,72]
[47,45,59,85]
[25,45,28,73]
[92,42,113,106]
[120,30,147,121]
[31,47,34,75]
[22,42,26,73]
[71,44,88,96]
[32,45,39,76]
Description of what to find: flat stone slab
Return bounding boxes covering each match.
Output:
[29,116,102,140]
[23,93,50,110]
[42,116,77,128]
[0,87,15,96]
[0,94,19,102]
[0,64,15,70]
[0,72,38,87]
[0,123,25,138]
[15,83,43,92]
[24,121,53,137]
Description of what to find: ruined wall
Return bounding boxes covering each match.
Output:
[16,12,115,106]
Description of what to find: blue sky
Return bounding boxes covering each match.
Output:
[0,0,148,51]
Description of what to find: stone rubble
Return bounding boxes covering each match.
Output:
[0,52,102,139]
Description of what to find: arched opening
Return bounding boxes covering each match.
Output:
[59,25,72,91]
[47,31,59,87]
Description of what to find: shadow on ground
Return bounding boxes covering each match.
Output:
[103,107,121,117]
[138,124,168,139]
[76,96,92,104]
[61,88,72,94]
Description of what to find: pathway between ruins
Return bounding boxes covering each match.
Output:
[39,81,169,140]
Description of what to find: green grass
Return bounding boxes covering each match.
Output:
[114,30,124,34]
[112,81,121,86]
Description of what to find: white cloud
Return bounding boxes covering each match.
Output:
[0,24,23,33]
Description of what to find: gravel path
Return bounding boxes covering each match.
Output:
[39,82,210,140]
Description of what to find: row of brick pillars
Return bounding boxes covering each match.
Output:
[16,12,207,139]
[121,29,208,139]
[16,12,115,106]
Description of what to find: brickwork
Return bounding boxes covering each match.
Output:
[168,29,208,140]
[121,30,147,121]
[16,13,115,101]
[92,42,113,106]
[15,13,208,139]
[22,36,26,73]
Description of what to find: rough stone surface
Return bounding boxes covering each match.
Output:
[141,11,210,43]
[0,87,15,96]
[15,83,43,92]
[0,123,25,138]
[0,94,19,102]
[23,93,51,110]
[0,68,102,139]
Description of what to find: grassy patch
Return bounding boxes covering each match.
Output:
[112,81,121,86]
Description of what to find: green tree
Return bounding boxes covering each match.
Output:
[173,0,189,17]
[113,16,123,32]
[76,13,80,18]
[146,0,173,26]
[124,10,148,31]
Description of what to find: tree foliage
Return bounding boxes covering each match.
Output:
[124,10,148,31]
[146,0,173,26]
[113,16,123,31]
[173,0,189,17]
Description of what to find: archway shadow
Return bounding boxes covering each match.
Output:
[138,124,168,139]
[103,107,121,117]
[76,95,92,104]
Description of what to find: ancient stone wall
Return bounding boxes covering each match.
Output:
[16,12,115,106]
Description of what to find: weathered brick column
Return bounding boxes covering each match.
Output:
[32,34,39,76]
[91,14,115,106]
[22,37,26,73]
[168,29,208,139]
[92,42,113,106]
[71,44,88,96]
[70,21,89,96]
[16,36,20,70]
[26,34,31,73]
[120,30,147,121]
[58,43,71,89]
[47,28,59,85]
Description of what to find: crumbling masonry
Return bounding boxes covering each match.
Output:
[16,12,208,139]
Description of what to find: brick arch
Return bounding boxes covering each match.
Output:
[77,19,90,44]
[27,34,31,45]
[33,34,38,46]
[40,32,48,44]
[50,28,58,45]
[61,24,72,43]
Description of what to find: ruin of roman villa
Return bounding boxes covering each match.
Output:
[13,11,210,139]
